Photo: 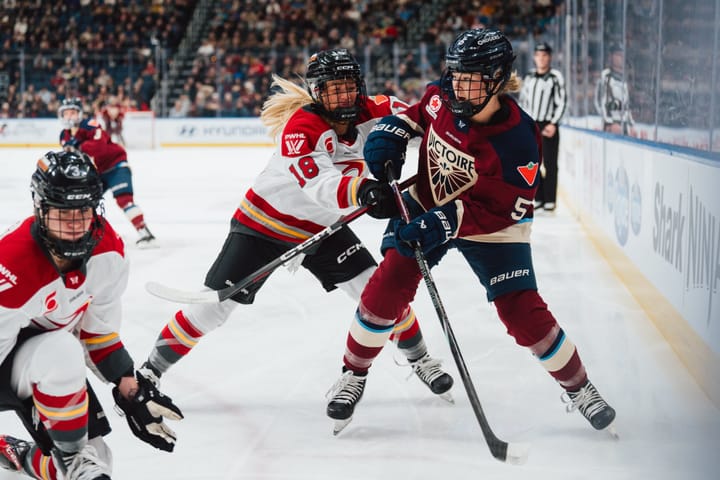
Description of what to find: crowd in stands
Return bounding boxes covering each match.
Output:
[0,0,562,120]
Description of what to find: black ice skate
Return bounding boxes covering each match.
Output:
[326,370,366,435]
[409,354,454,403]
[562,380,617,437]
[136,226,157,248]
[53,443,112,480]
[0,435,30,472]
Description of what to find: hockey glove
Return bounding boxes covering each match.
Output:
[394,202,459,257]
[357,179,399,219]
[112,370,184,452]
[364,116,414,182]
[62,138,81,151]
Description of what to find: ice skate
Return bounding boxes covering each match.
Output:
[326,370,366,435]
[135,226,157,249]
[562,380,617,438]
[409,354,454,403]
[54,443,112,480]
[0,435,30,472]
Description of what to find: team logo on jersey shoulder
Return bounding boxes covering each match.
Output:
[517,162,540,186]
[426,126,476,204]
[425,95,442,119]
[283,133,308,156]
[324,136,336,154]
[0,262,18,293]
[44,291,58,315]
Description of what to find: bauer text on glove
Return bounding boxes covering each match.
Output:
[394,202,459,256]
[364,116,414,182]
[113,370,184,452]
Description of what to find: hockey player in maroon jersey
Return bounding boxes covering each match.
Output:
[58,98,155,247]
[98,98,125,147]
[140,50,453,429]
[327,28,617,434]
[0,151,182,479]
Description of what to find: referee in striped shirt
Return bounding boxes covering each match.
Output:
[519,42,567,211]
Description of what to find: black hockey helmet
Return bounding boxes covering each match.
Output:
[31,150,104,260]
[305,48,366,123]
[58,97,84,129]
[440,28,516,118]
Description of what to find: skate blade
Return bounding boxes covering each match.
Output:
[332,417,353,436]
[136,238,160,249]
[604,423,619,440]
[438,391,454,404]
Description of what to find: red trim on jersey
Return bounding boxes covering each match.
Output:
[336,176,355,208]
[81,331,125,364]
[0,217,125,309]
[233,188,326,243]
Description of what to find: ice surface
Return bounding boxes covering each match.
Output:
[1,147,718,479]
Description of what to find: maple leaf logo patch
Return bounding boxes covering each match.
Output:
[517,162,539,186]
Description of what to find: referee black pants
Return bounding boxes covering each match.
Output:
[536,121,559,206]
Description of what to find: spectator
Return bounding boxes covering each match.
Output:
[595,43,635,135]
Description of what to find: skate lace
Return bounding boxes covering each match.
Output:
[409,355,445,386]
[561,383,607,420]
[63,444,111,480]
[325,371,365,404]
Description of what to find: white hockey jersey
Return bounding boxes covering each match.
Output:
[0,217,133,381]
[233,95,408,243]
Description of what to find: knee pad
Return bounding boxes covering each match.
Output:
[12,331,86,398]
[493,289,557,347]
[336,267,374,301]
[182,300,238,334]
[360,249,422,320]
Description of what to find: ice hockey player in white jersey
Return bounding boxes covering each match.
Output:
[0,151,183,480]
[141,50,454,432]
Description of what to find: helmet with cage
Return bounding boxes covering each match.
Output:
[305,49,366,123]
[58,97,84,129]
[440,28,516,118]
[31,150,104,260]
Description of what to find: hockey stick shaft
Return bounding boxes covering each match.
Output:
[146,175,416,304]
[387,167,522,464]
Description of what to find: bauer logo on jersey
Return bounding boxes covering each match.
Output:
[282,133,309,156]
[425,95,442,119]
[517,162,540,186]
[426,125,476,204]
[0,262,18,292]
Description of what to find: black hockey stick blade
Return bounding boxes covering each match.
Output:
[387,165,529,464]
[146,175,417,304]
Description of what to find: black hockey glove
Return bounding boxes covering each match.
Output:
[112,370,184,452]
[364,116,413,182]
[357,179,399,219]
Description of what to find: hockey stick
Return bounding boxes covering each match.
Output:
[387,167,529,465]
[146,175,417,304]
